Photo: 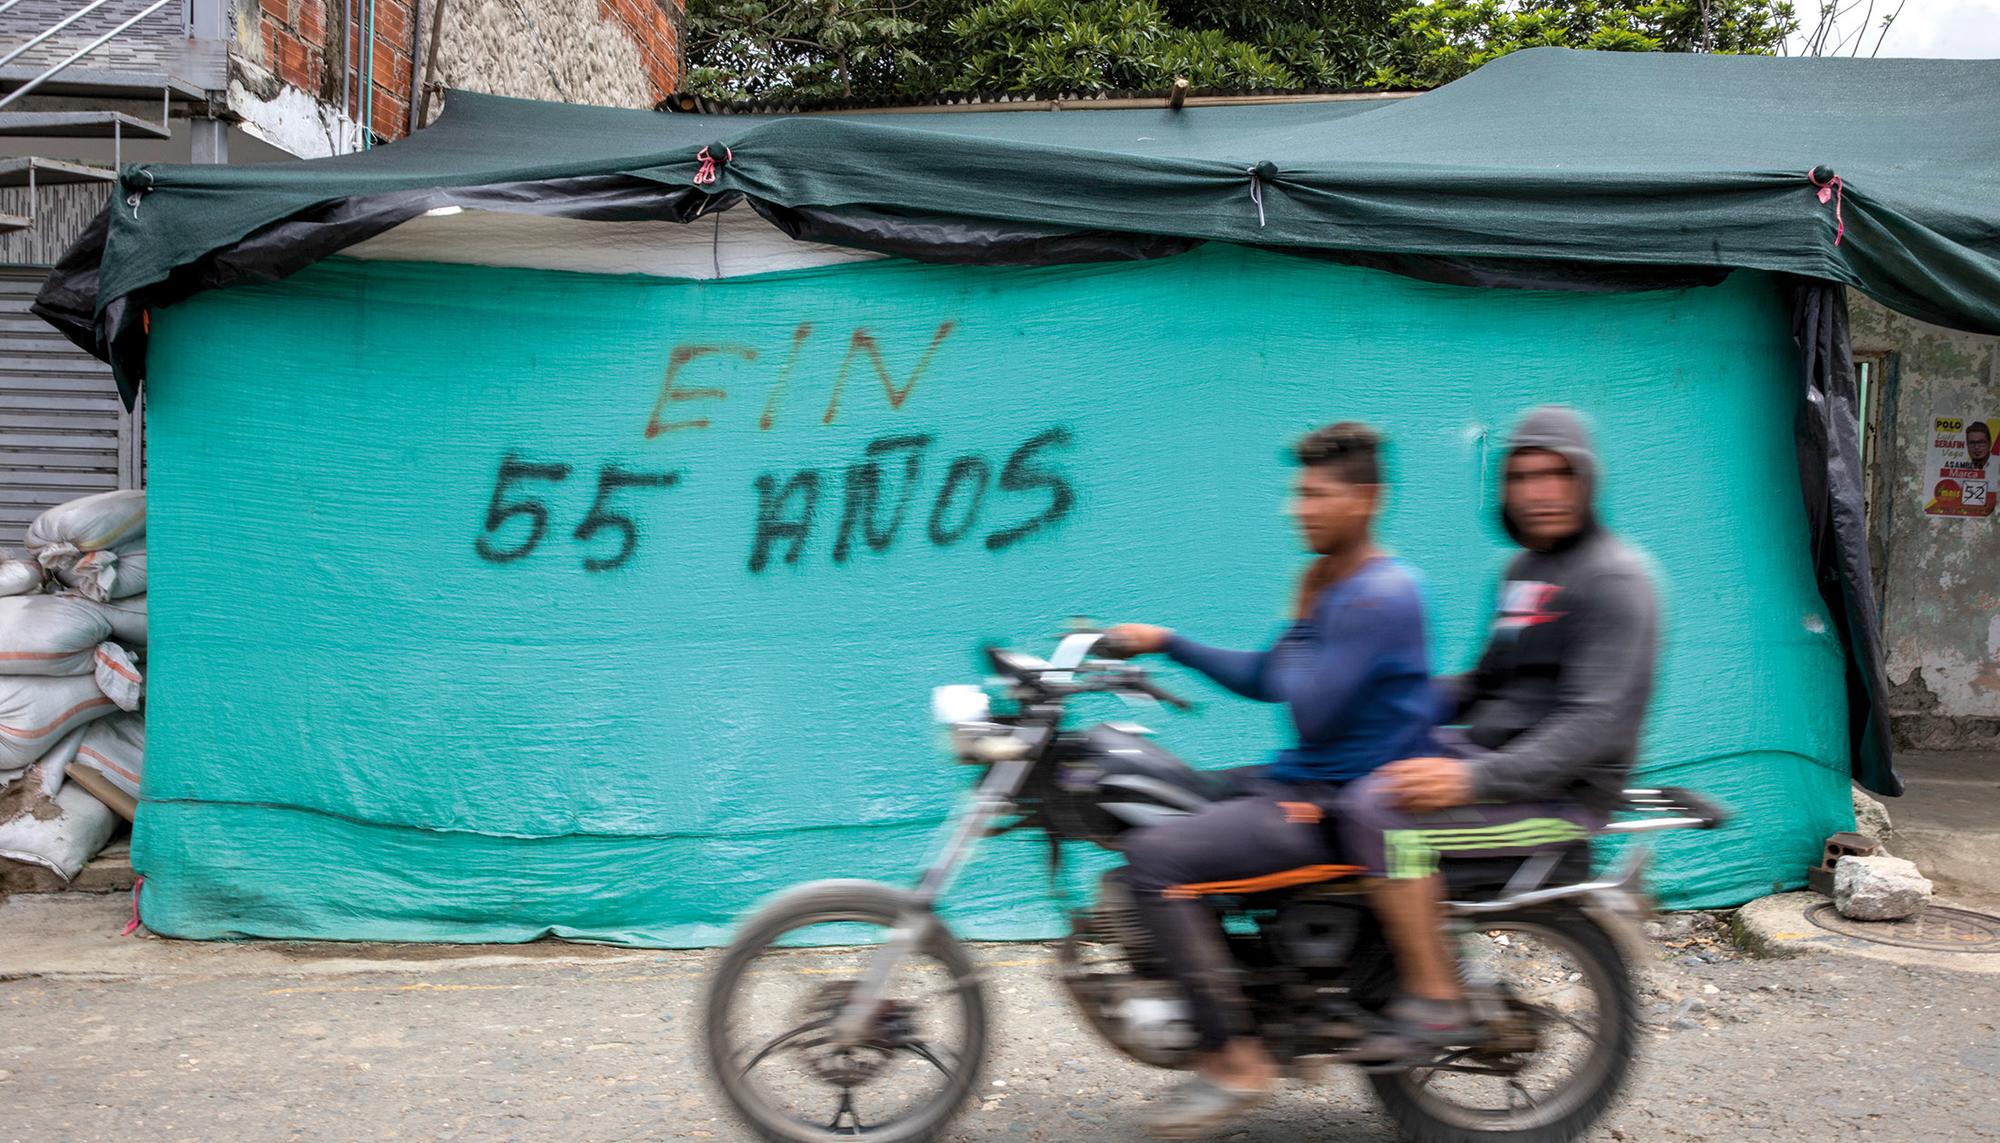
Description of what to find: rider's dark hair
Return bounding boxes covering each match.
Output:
[1295,422,1384,486]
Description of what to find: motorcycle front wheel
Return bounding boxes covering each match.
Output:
[1368,903,1638,1143]
[703,880,988,1143]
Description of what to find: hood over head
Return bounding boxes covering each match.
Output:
[1501,405,1599,547]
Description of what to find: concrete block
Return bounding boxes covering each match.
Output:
[1835,854,1933,921]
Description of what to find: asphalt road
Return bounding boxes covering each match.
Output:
[3,918,1997,1143]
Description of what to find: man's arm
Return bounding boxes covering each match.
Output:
[1432,663,1488,726]
[1164,635,1271,701]
[1465,570,1657,803]
[1435,575,1507,724]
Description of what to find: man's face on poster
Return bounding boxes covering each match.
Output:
[1970,423,1993,466]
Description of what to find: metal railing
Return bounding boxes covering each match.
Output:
[0,0,175,111]
[0,0,178,167]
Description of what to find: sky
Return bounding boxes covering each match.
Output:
[1791,0,2000,58]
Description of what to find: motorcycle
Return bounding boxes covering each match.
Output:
[703,631,1726,1143]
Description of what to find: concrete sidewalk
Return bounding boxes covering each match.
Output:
[0,892,666,983]
[1888,750,2000,910]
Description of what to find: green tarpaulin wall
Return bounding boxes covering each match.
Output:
[36,47,2000,403]
[137,248,1851,943]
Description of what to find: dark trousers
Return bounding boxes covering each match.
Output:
[1121,767,1346,1052]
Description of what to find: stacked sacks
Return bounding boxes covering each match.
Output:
[28,491,146,603]
[0,491,147,882]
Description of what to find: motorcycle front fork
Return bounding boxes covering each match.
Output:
[829,757,1032,1044]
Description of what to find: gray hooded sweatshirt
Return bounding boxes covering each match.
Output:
[1443,406,1661,813]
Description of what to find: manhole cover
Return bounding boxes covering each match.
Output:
[1804,902,2000,952]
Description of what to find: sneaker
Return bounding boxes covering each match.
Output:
[1142,1074,1273,1140]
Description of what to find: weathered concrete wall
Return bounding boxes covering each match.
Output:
[1850,295,2000,750]
[428,0,680,119]
[0,184,114,267]
[230,0,683,156]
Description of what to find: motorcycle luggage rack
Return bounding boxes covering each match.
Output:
[1599,787,1728,834]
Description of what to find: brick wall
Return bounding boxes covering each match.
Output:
[254,0,418,140]
[249,0,683,146]
[598,0,684,100]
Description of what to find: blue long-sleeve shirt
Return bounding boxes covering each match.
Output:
[1164,557,1436,784]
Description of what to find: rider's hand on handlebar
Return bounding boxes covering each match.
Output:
[1103,624,1174,658]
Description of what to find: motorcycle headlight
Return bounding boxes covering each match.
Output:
[931,684,991,726]
[931,685,1027,763]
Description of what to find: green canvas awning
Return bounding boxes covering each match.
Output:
[34,47,2000,396]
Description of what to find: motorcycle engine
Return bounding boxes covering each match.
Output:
[1274,901,1364,968]
[1091,873,1154,966]
[1108,985,1198,1057]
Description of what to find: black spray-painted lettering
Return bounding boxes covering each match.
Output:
[984,427,1076,552]
[750,470,822,572]
[477,455,679,570]
[927,455,990,547]
[744,426,1076,573]
[576,465,682,572]
[834,434,934,564]
[476,454,573,564]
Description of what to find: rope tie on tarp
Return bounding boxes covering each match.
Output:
[121,875,145,936]
[1247,161,1277,227]
[124,168,154,219]
[694,143,733,186]
[1808,166,1844,246]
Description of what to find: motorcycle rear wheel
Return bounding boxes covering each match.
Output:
[1368,904,1637,1143]
[703,880,988,1143]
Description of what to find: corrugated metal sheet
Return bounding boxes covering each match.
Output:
[0,266,136,547]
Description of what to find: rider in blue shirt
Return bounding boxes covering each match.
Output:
[1109,421,1435,1138]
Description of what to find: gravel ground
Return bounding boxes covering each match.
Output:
[2,914,1996,1142]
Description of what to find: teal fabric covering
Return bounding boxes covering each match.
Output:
[135,249,1853,943]
[68,47,2000,362]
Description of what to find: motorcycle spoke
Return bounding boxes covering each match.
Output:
[827,1089,866,1133]
[1524,1002,1601,1043]
[738,1018,833,1077]
[1412,1049,1474,1088]
[902,1038,958,1077]
[1508,1079,1540,1111]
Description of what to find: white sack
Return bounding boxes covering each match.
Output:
[54,546,146,602]
[93,644,143,712]
[30,725,88,796]
[72,712,143,799]
[0,673,116,771]
[0,594,114,675]
[25,490,145,565]
[0,779,116,880]
[96,594,145,646]
[0,554,42,596]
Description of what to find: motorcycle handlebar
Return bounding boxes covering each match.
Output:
[1128,674,1193,711]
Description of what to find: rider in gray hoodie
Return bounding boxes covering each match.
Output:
[1341,404,1661,1063]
